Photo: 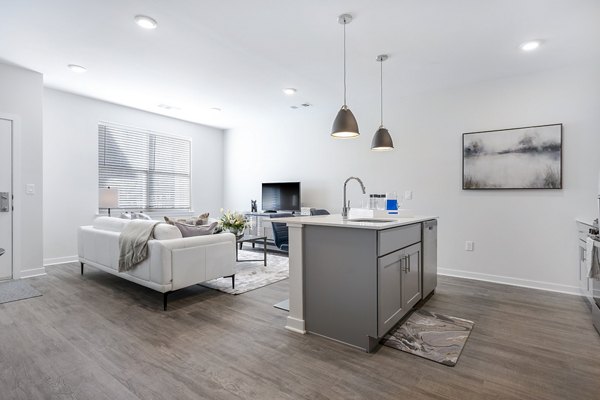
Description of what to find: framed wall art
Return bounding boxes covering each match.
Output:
[463,123,562,190]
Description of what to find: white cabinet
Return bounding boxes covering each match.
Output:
[577,221,594,306]
[245,213,275,242]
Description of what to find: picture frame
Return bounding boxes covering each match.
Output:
[462,123,563,190]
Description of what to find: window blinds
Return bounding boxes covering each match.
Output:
[98,122,191,210]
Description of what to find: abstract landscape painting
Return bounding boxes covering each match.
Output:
[463,124,562,189]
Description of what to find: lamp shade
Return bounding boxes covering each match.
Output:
[99,187,119,208]
[331,106,359,138]
[371,126,394,151]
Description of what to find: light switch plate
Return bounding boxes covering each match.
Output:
[26,184,35,195]
[404,190,413,200]
[465,241,474,251]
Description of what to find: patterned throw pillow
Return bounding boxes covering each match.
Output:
[172,221,218,237]
[164,213,210,225]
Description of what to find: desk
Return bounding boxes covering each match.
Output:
[236,235,267,266]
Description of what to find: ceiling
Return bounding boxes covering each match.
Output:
[1,0,599,129]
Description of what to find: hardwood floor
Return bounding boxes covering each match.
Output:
[1,263,599,400]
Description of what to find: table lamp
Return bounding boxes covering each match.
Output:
[99,187,119,217]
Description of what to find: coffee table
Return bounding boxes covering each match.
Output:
[236,235,267,266]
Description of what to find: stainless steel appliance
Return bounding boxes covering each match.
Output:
[591,233,600,334]
[422,219,438,298]
[592,178,600,333]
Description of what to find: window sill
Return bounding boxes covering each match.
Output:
[97,210,195,219]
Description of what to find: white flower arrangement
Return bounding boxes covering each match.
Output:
[219,209,251,233]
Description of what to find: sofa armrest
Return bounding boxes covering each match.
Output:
[155,233,236,290]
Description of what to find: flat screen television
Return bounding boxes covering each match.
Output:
[262,182,301,212]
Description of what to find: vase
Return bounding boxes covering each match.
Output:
[227,228,244,239]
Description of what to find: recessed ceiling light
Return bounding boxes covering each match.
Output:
[520,40,542,52]
[209,107,222,112]
[283,88,297,95]
[134,15,158,30]
[67,64,87,73]
[157,104,180,110]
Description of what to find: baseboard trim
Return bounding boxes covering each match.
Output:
[44,255,78,266]
[20,267,46,279]
[285,316,306,334]
[438,267,580,296]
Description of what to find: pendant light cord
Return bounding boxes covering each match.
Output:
[380,59,383,126]
[343,21,347,107]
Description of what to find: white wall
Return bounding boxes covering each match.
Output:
[43,89,225,265]
[0,62,44,278]
[224,64,600,294]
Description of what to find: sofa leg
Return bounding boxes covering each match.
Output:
[80,262,84,275]
[232,274,235,289]
[163,292,171,311]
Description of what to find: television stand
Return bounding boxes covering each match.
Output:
[244,211,299,245]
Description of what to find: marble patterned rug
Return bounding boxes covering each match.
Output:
[201,249,289,295]
[0,279,42,304]
[381,309,474,367]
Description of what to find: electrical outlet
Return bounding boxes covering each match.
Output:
[465,241,474,251]
[404,190,413,200]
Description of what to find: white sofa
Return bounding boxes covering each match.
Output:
[78,217,236,309]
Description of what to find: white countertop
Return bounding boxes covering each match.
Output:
[272,214,437,230]
[576,217,596,226]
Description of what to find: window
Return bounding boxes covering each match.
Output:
[98,122,191,211]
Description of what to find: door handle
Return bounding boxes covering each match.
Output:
[401,255,410,273]
[0,192,8,212]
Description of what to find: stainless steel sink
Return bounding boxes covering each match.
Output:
[347,218,396,223]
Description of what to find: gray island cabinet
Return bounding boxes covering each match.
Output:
[276,214,438,353]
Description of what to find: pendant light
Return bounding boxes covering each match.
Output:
[331,14,359,138]
[371,54,394,151]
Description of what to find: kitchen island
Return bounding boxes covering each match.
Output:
[275,214,438,352]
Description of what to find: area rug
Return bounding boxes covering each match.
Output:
[0,280,42,305]
[381,310,474,367]
[201,249,288,295]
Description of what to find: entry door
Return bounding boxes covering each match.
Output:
[0,118,12,280]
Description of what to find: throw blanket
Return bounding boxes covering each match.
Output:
[118,220,160,272]
[585,237,600,279]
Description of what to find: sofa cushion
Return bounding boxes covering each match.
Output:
[93,216,130,233]
[173,221,218,237]
[154,223,183,240]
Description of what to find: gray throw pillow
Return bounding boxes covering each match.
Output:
[173,221,218,237]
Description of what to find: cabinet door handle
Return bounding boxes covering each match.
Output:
[406,255,410,272]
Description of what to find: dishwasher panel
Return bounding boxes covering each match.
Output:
[422,220,437,298]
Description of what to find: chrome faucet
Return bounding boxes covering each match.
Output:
[342,177,366,218]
